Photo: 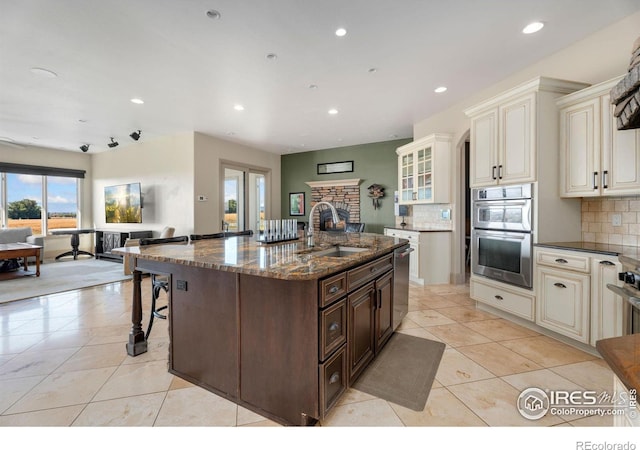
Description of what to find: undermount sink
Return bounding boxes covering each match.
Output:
[309,246,368,258]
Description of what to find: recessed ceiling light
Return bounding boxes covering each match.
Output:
[130,98,144,104]
[206,10,221,20]
[368,68,377,73]
[78,119,87,123]
[335,28,347,37]
[308,84,318,90]
[522,21,544,34]
[328,108,338,115]
[234,104,244,111]
[434,86,447,93]
[30,67,57,78]
[266,53,278,61]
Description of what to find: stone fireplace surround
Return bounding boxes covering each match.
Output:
[305,179,362,231]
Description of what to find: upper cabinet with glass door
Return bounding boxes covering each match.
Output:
[396,133,451,205]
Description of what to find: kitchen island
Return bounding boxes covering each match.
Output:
[113,231,408,425]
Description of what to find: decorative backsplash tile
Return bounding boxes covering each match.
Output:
[394,204,453,230]
[581,196,640,246]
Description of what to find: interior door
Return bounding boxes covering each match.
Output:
[222,164,268,233]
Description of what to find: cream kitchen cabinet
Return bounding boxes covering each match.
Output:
[465,77,589,188]
[536,264,591,344]
[384,228,451,285]
[470,276,535,321]
[396,133,451,205]
[384,228,420,281]
[534,247,624,346]
[558,75,640,197]
[590,256,624,346]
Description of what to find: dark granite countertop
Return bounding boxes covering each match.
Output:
[596,334,640,393]
[112,231,407,281]
[535,241,640,267]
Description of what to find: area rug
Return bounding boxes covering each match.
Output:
[0,259,131,304]
[352,333,446,411]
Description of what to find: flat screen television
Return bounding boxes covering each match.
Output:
[105,182,142,223]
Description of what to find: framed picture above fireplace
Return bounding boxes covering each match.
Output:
[289,192,305,216]
[317,160,353,174]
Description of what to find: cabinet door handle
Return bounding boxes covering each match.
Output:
[498,165,503,179]
[554,282,567,289]
[328,321,340,332]
[593,171,598,190]
[600,260,615,266]
[492,166,497,180]
[494,295,503,301]
[555,258,568,264]
[328,286,339,294]
[370,267,377,273]
[329,372,340,384]
[602,170,608,189]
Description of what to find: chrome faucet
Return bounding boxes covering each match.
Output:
[307,201,339,247]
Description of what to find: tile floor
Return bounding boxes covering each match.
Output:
[0,276,621,429]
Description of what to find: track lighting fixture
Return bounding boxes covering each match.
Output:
[129,130,141,141]
[80,144,90,153]
[108,137,119,148]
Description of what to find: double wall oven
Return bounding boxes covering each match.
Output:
[471,184,533,289]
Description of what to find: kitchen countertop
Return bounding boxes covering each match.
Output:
[535,241,640,267]
[596,334,640,393]
[384,226,452,232]
[113,231,407,281]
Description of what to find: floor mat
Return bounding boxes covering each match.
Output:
[352,332,445,411]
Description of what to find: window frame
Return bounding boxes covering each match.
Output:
[1,170,83,234]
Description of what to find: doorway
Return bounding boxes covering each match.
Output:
[222,163,268,232]
[454,130,471,285]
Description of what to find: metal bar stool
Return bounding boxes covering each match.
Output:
[138,235,189,339]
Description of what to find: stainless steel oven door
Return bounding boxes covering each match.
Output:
[472,199,532,232]
[472,228,532,289]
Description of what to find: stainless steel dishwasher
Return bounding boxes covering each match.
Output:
[393,243,413,330]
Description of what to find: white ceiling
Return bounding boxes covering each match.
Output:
[1,0,639,155]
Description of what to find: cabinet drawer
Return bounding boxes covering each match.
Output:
[384,229,419,244]
[536,250,590,273]
[319,272,347,307]
[471,278,535,321]
[319,344,347,419]
[347,254,393,292]
[319,299,347,361]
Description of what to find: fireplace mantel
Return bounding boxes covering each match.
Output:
[304,179,362,188]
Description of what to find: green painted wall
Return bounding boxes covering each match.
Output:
[280,138,411,234]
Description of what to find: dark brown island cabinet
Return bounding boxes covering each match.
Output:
[115,235,406,425]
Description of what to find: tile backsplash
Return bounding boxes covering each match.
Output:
[394,204,454,230]
[581,196,640,246]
